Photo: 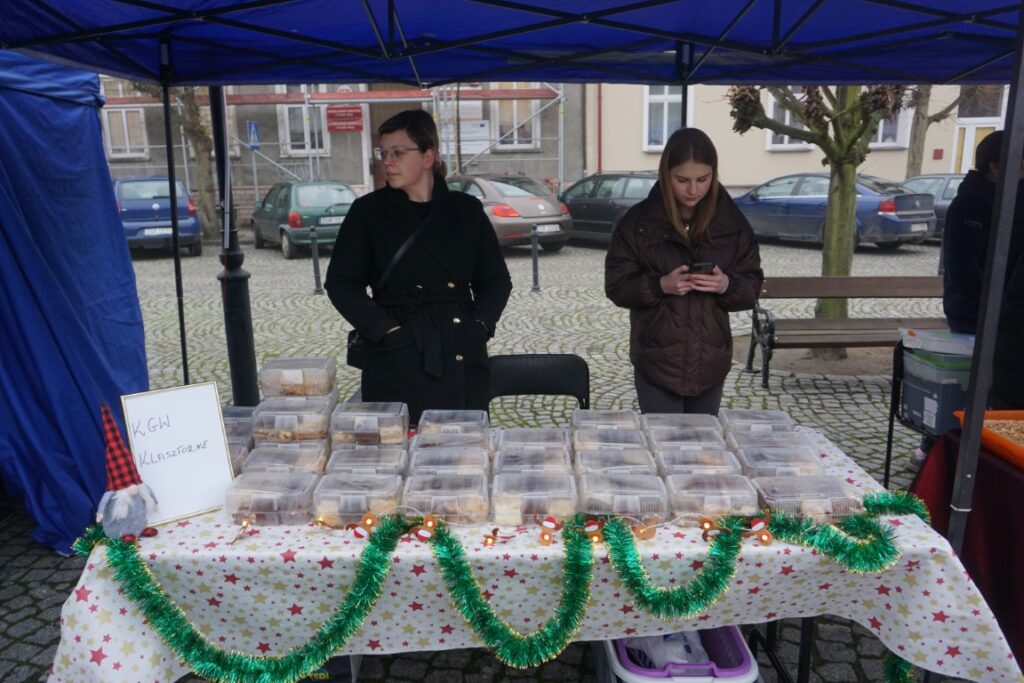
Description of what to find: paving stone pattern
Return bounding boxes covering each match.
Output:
[1,238,965,682]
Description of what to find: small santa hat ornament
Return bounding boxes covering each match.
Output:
[95,404,158,543]
[540,515,562,531]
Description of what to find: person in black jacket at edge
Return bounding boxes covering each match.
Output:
[324,110,512,422]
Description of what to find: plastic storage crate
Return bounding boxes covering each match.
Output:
[596,625,759,682]
[900,347,971,436]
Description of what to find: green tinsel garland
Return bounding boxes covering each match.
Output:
[603,515,745,620]
[864,489,931,523]
[429,514,593,668]
[74,516,409,683]
[768,512,900,574]
[883,652,917,682]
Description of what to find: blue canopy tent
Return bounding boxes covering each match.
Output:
[0,51,148,553]
[0,0,1020,563]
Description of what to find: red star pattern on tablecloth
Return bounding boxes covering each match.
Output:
[89,647,106,665]
[74,587,92,602]
[280,549,297,562]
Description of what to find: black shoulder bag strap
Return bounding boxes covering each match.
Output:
[377,194,452,290]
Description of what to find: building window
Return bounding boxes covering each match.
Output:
[276,84,329,156]
[102,108,149,158]
[643,85,692,151]
[766,87,811,151]
[868,108,911,149]
[491,82,540,149]
[958,85,1005,119]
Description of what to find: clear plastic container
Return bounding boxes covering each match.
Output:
[252,394,335,442]
[493,446,573,475]
[725,430,813,451]
[313,474,403,526]
[225,472,318,526]
[665,474,760,520]
[578,474,668,519]
[575,448,658,476]
[223,416,254,443]
[571,409,640,430]
[409,447,490,476]
[242,442,328,474]
[646,427,726,452]
[492,473,578,525]
[754,476,864,520]
[640,413,722,432]
[410,431,493,456]
[402,474,490,523]
[260,356,337,397]
[656,448,742,477]
[573,429,648,452]
[331,402,409,448]
[325,448,408,476]
[497,427,571,450]
[228,441,249,473]
[417,409,489,435]
[734,447,824,478]
[719,408,795,434]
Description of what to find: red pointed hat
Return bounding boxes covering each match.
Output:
[101,404,142,491]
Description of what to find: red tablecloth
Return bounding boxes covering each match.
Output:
[911,430,1024,665]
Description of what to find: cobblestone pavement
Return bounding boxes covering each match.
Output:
[2,237,965,682]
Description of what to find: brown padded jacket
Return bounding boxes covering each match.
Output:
[604,183,763,397]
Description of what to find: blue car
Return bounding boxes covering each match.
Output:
[734,173,936,250]
[113,176,203,256]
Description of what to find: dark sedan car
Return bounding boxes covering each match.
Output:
[734,173,936,249]
[560,171,657,244]
[114,176,202,256]
[251,180,357,259]
[902,173,964,240]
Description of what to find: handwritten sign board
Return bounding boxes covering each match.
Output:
[121,382,234,526]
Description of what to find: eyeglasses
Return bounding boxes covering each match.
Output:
[373,145,422,162]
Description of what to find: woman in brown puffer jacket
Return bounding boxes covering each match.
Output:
[605,128,763,414]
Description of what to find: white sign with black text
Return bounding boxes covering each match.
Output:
[121,382,234,526]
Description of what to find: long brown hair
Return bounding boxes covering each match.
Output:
[658,128,719,245]
[377,109,448,176]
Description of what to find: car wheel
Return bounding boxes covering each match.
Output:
[253,221,265,249]
[876,241,903,251]
[281,231,298,259]
[188,240,203,257]
[541,241,565,253]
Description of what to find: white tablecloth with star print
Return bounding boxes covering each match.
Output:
[49,428,1023,682]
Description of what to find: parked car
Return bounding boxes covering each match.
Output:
[560,171,657,244]
[251,180,358,259]
[446,174,571,251]
[901,173,964,240]
[113,176,202,256]
[733,173,936,249]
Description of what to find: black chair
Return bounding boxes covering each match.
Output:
[487,353,590,409]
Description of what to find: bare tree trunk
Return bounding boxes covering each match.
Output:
[905,85,931,180]
[178,88,219,239]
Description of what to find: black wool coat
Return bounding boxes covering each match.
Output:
[325,175,512,421]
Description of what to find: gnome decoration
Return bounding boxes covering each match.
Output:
[95,404,159,542]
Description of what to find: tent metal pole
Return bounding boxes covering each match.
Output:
[160,36,190,385]
[210,85,260,407]
[676,41,692,129]
[947,6,1024,554]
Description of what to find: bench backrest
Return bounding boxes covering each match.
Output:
[759,276,942,299]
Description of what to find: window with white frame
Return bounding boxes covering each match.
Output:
[276,84,329,156]
[767,87,811,150]
[102,108,149,158]
[868,108,911,149]
[643,85,693,151]
[491,82,540,149]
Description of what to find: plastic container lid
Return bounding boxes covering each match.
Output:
[410,431,493,456]
[417,409,489,435]
[903,348,972,388]
[260,357,337,397]
[573,429,648,452]
[575,448,658,476]
[409,447,490,476]
[578,473,668,519]
[655,449,742,477]
[734,447,824,478]
[666,474,760,519]
[225,472,318,526]
[331,402,409,447]
[242,442,328,474]
[646,427,726,452]
[325,448,408,476]
[252,394,335,442]
[900,327,975,356]
[497,427,570,449]
[223,416,254,441]
[719,408,795,433]
[640,413,722,432]
[571,409,640,430]
[494,446,573,475]
[754,476,864,520]
[492,473,578,525]
[402,474,490,523]
[725,430,813,451]
[228,442,249,473]
[313,474,403,526]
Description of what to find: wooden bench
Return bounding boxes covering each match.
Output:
[744,276,946,388]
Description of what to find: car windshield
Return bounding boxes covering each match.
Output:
[857,175,905,194]
[491,178,551,198]
[296,184,356,208]
[902,177,944,196]
[120,180,188,199]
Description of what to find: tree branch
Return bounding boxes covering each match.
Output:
[928,94,963,124]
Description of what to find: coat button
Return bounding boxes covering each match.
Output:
[455,354,464,362]
[447,281,456,288]
[453,317,461,324]
[415,284,424,289]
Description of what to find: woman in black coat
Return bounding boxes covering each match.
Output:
[325,110,512,422]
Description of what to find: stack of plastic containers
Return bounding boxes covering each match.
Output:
[899,328,975,436]
[223,414,255,473]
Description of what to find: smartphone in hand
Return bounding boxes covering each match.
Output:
[689,260,716,274]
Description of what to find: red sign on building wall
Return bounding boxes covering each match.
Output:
[326,105,363,132]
